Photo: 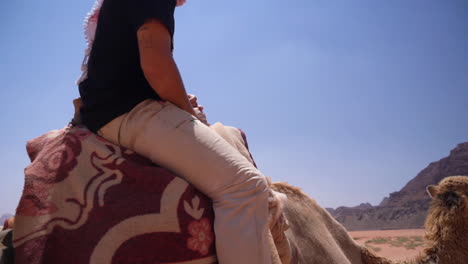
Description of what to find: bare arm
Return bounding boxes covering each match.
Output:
[137,20,195,115]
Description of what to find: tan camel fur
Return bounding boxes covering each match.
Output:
[361,175,468,264]
[270,182,364,264]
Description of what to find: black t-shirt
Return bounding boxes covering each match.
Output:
[79,0,176,132]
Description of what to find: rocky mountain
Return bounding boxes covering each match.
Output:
[329,142,468,231]
[0,213,13,226]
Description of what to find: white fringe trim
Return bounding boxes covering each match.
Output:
[77,0,105,85]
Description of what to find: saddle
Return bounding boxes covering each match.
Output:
[9,122,288,264]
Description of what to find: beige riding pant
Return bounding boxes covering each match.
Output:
[98,99,272,264]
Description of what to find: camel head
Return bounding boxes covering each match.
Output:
[424,176,468,246]
[362,176,468,264]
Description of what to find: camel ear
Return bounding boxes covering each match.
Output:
[427,185,438,199]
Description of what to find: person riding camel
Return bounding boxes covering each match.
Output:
[76,0,283,263]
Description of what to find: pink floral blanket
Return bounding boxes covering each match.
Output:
[13,125,218,264]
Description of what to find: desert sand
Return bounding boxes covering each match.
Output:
[349,229,426,262]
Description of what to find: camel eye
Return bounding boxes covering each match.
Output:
[438,191,460,208]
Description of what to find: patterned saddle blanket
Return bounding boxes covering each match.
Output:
[13,125,228,264]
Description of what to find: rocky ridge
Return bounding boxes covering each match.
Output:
[329,143,468,231]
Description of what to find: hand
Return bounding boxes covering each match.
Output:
[188,94,209,125]
[188,94,200,108]
[194,107,209,126]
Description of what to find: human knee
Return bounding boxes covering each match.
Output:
[214,174,270,205]
[247,175,270,198]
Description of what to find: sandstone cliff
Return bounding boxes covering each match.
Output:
[330,143,468,231]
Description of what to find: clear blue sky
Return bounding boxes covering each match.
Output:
[1,0,467,214]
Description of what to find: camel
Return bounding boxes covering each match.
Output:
[361,175,468,264]
[4,101,467,263]
[4,174,467,264]
[4,121,366,264]
[0,182,365,264]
